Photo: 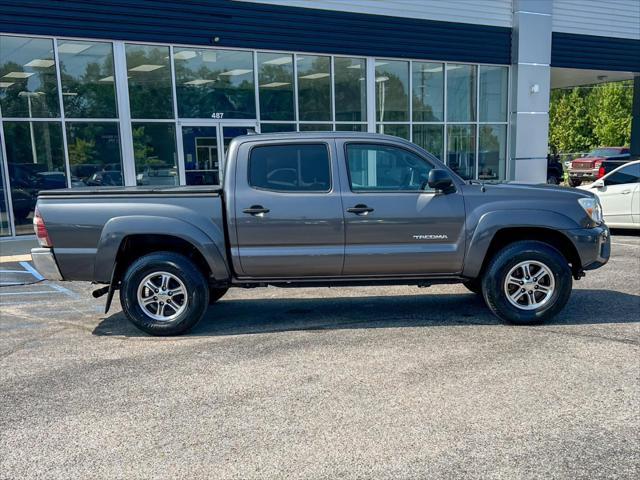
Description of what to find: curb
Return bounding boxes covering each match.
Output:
[0,254,32,264]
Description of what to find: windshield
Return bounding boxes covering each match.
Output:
[588,148,621,157]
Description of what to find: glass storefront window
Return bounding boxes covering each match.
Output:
[335,124,367,132]
[299,124,332,131]
[0,36,60,118]
[66,122,123,187]
[260,123,296,133]
[58,40,117,118]
[447,124,476,180]
[446,64,476,122]
[334,57,366,122]
[258,52,294,121]
[174,48,255,119]
[0,146,10,236]
[132,122,178,186]
[377,124,409,140]
[297,55,331,121]
[125,44,173,119]
[480,65,508,122]
[413,124,444,160]
[182,126,219,186]
[479,124,506,180]
[412,62,443,122]
[376,60,409,122]
[3,121,65,234]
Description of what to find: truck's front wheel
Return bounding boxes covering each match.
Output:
[481,241,572,325]
[120,252,209,336]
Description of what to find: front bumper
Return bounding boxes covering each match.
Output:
[565,225,610,271]
[568,169,597,181]
[31,247,63,281]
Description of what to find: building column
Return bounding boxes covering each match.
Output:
[631,75,640,157]
[510,0,553,183]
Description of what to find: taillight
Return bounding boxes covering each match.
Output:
[33,207,52,247]
[597,166,606,179]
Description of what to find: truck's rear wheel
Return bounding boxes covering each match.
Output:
[481,241,572,325]
[120,252,209,336]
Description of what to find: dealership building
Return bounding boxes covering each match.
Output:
[0,0,638,238]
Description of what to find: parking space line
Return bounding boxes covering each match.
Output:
[0,290,57,296]
[48,282,80,298]
[19,262,44,281]
[0,270,33,274]
[611,242,639,247]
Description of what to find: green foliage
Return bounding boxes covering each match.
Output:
[549,81,633,153]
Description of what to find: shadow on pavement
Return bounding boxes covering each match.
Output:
[93,289,640,338]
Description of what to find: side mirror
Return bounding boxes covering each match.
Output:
[592,179,605,189]
[427,169,455,193]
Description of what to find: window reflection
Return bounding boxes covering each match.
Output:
[258,52,294,121]
[299,124,332,131]
[66,122,123,187]
[58,40,117,118]
[0,36,60,118]
[376,60,409,122]
[3,121,66,234]
[174,48,255,119]
[260,123,296,133]
[447,124,476,180]
[479,124,506,180]
[480,65,508,122]
[446,64,476,122]
[377,124,409,140]
[297,55,331,121]
[412,62,443,122]
[413,124,444,160]
[133,123,178,185]
[334,57,366,122]
[126,44,173,119]
[0,146,10,236]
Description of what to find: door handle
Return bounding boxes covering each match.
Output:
[347,204,374,215]
[243,205,270,216]
[621,190,631,194]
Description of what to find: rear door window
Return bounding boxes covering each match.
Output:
[604,164,640,186]
[249,144,331,192]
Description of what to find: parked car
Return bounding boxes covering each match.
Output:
[568,147,631,187]
[578,160,640,229]
[31,133,610,336]
[547,154,564,185]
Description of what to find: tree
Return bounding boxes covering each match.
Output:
[589,82,632,147]
[549,87,592,153]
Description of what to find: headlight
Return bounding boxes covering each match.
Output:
[578,197,603,224]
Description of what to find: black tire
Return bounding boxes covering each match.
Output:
[462,279,482,294]
[209,287,229,304]
[481,241,572,325]
[120,251,209,336]
[568,178,582,187]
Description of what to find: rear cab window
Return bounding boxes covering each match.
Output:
[248,144,331,192]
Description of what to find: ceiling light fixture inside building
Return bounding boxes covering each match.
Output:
[263,56,292,65]
[24,59,55,68]
[57,42,91,54]
[3,71,34,79]
[174,50,197,60]
[129,64,164,72]
[260,82,291,88]
[219,69,252,76]
[299,73,329,80]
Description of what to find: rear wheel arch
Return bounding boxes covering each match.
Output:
[94,216,229,283]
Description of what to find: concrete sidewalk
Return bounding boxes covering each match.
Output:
[0,237,37,263]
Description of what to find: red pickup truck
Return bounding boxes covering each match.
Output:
[568,147,631,187]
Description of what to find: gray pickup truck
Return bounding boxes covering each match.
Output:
[32,133,610,335]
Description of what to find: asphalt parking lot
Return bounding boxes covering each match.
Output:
[1,232,639,479]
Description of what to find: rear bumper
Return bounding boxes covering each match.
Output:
[566,225,610,271]
[30,247,63,281]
